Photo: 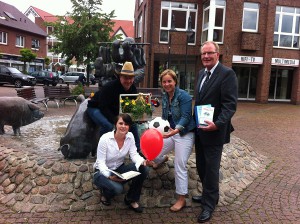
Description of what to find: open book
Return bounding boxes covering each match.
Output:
[108,169,141,180]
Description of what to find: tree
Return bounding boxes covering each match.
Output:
[44,57,50,70]
[47,0,116,85]
[20,48,37,73]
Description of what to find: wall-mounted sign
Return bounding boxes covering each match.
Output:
[232,55,263,64]
[271,58,299,67]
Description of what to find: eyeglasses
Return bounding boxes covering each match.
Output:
[201,52,217,56]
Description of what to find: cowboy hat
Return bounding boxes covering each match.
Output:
[119,61,135,76]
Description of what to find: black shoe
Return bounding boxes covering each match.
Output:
[128,202,143,213]
[125,196,143,213]
[100,197,111,206]
[100,189,111,206]
[124,195,131,205]
[197,209,213,223]
[192,195,203,204]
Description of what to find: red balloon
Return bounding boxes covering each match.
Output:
[140,129,163,160]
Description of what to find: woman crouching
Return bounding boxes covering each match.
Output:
[93,113,151,213]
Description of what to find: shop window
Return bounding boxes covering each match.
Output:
[269,68,293,101]
[233,66,258,100]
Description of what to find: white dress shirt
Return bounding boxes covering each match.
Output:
[93,131,144,178]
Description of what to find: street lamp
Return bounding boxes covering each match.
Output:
[168,15,193,86]
[167,14,176,69]
[185,16,193,81]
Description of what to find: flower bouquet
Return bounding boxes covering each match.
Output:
[119,93,152,121]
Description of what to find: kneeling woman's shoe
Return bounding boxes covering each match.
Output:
[100,196,111,206]
[129,202,143,213]
[124,195,143,213]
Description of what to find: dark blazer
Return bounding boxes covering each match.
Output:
[194,62,238,145]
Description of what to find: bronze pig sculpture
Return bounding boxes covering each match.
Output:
[58,98,100,159]
[0,97,44,135]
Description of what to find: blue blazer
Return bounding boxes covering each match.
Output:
[194,62,238,145]
[162,87,196,136]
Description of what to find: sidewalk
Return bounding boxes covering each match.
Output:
[1,86,300,223]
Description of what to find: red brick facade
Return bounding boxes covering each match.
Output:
[135,0,300,104]
[0,26,47,58]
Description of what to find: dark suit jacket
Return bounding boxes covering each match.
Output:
[194,62,238,145]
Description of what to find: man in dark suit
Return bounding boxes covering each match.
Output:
[193,41,238,223]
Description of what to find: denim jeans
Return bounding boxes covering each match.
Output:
[87,107,141,151]
[87,107,114,137]
[93,163,149,202]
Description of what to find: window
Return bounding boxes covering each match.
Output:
[137,14,142,38]
[47,26,54,35]
[32,39,40,49]
[0,31,7,44]
[16,36,25,47]
[201,0,226,44]
[273,6,300,49]
[160,1,198,44]
[242,2,259,32]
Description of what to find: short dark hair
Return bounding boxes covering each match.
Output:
[114,113,133,127]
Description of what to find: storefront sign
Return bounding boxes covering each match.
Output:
[232,55,263,64]
[271,58,299,67]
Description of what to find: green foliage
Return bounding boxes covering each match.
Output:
[120,94,152,121]
[71,83,84,95]
[45,0,115,68]
[44,57,50,66]
[20,48,37,73]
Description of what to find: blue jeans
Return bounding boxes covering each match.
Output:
[93,163,149,202]
[87,107,141,151]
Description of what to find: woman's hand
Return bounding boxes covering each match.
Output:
[143,160,155,167]
[163,128,179,138]
[109,175,125,182]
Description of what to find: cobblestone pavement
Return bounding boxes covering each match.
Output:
[0,86,300,223]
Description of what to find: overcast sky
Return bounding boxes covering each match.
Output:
[1,0,135,20]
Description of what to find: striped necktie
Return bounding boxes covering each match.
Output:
[200,71,211,93]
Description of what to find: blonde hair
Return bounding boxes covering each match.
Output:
[200,41,220,53]
[159,69,177,85]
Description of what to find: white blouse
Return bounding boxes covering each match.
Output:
[93,131,144,178]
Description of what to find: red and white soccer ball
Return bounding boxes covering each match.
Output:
[149,117,170,135]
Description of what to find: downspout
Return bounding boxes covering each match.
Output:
[147,1,154,87]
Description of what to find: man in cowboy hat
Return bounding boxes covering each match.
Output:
[87,62,143,155]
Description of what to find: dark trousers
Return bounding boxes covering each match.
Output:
[93,163,149,202]
[195,134,223,212]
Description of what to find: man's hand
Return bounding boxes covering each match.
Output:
[200,120,218,131]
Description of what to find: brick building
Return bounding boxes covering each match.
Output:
[0,1,47,72]
[134,0,300,104]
